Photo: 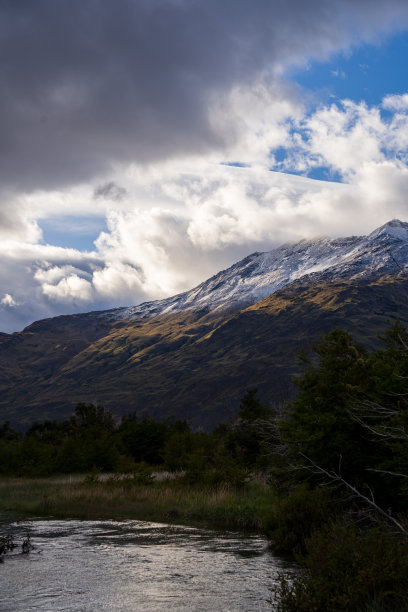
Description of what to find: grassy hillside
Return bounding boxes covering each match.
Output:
[2,275,408,428]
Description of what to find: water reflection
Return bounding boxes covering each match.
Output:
[0,519,294,611]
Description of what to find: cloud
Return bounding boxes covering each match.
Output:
[90,97,408,298]
[330,69,346,79]
[277,97,408,179]
[1,294,17,308]
[3,88,408,333]
[382,93,408,111]
[38,275,93,303]
[93,181,128,202]
[0,157,405,333]
[0,192,42,243]
[0,243,104,330]
[0,0,408,191]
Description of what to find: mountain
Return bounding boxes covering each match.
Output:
[108,218,408,320]
[2,219,408,429]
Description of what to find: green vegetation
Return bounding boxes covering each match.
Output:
[2,321,408,610]
[269,322,408,611]
[0,389,275,531]
[0,475,273,531]
[0,388,271,479]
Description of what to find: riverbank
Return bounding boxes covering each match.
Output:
[0,474,275,532]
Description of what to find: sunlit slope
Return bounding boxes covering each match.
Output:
[0,312,116,415]
[2,274,408,429]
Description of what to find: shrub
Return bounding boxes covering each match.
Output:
[272,522,408,612]
[266,484,330,554]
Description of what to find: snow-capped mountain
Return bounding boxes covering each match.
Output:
[109,219,408,321]
[3,219,408,429]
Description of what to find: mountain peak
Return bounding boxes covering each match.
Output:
[101,219,408,324]
[368,219,408,242]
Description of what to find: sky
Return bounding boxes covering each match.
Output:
[2,0,408,333]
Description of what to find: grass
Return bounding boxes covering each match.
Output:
[0,474,275,532]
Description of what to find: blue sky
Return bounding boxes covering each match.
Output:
[40,217,108,252]
[278,29,408,183]
[1,0,408,332]
[293,30,408,107]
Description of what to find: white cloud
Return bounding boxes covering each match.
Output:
[92,97,408,294]
[39,274,93,303]
[33,264,94,303]
[382,93,408,111]
[330,69,346,79]
[354,160,408,217]
[1,294,17,308]
[209,81,301,168]
[282,100,386,178]
[34,265,91,286]
[92,263,145,300]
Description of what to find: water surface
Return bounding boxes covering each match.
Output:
[1,519,294,611]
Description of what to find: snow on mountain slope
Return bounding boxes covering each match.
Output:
[105,219,408,321]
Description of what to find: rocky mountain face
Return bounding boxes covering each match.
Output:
[2,219,408,429]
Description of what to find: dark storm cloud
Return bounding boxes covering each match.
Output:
[93,181,127,201]
[1,0,408,190]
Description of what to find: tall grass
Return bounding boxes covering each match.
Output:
[0,475,275,531]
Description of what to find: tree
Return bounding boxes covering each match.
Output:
[226,388,271,468]
[279,330,373,482]
[278,323,408,519]
[67,403,119,471]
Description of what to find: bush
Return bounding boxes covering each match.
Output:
[266,484,330,554]
[272,522,408,612]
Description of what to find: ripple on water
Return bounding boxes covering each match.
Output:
[0,519,296,611]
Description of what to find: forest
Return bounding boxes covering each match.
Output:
[2,322,408,611]
[0,387,270,480]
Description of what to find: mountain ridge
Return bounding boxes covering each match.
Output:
[112,218,408,321]
[2,219,408,428]
[4,218,408,336]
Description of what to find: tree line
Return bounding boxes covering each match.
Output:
[0,388,271,480]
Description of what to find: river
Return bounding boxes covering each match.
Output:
[0,518,295,611]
